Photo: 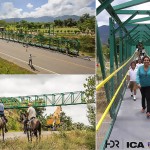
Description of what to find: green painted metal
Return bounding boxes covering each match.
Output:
[97,25,107,80]
[144,31,150,39]
[143,35,149,40]
[113,0,150,11]
[109,18,115,75]
[109,17,115,117]
[97,0,114,15]
[145,24,150,31]
[114,11,138,33]
[116,10,150,15]
[129,17,150,23]
[0,31,80,56]
[99,0,129,34]
[134,36,140,43]
[133,35,140,41]
[97,24,111,106]
[0,91,86,109]
[131,31,140,39]
[122,25,139,40]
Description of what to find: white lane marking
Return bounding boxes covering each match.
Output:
[0,51,59,74]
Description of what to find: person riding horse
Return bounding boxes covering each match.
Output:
[24,103,36,133]
[0,103,8,133]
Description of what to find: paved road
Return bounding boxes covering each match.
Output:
[0,39,95,74]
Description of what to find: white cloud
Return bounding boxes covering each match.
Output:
[0,2,22,19]
[0,0,95,19]
[26,3,33,9]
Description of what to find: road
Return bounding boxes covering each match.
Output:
[0,40,95,74]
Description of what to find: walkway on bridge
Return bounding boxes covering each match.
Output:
[106,88,150,149]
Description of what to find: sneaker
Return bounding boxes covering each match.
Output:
[133,97,136,101]
[131,94,133,97]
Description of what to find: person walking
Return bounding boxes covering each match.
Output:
[136,56,150,115]
[127,61,138,101]
[29,54,32,66]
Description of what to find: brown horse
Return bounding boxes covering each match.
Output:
[0,117,5,142]
[20,113,41,142]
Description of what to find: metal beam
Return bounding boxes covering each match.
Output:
[133,35,140,41]
[145,24,150,31]
[144,31,150,37]
[129,17,150,23]
[122,25,139,39]
[99,0,129,34]
[119,29,123,64]
[97,0,114,15]
[114,11,138,33]
[134,36,140,42]
[116,10,150,15]
[131,31,140,39]
[113,0,150,11]
[96,24,107,80]
[142,34,149,40]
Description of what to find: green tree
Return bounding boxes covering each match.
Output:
[60,111,73,130]
[84,76,96,130]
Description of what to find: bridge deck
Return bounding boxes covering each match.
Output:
[106,88,150,149]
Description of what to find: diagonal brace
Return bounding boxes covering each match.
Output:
[114,11,138,33]
[97,0,114,15]
[122,25,139,40]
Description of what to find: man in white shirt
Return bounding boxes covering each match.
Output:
[127,61,138,101]
[27,103,36,120]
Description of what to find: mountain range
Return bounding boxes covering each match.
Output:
[98,25,109,44]
[1,15,80,23]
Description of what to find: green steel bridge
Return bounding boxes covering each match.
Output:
[0,24,80,56]
[97,0,150,150]
[0,91,87,109]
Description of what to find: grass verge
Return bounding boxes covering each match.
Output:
[0,57,33,74]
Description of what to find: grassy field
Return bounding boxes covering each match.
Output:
[0,130,95,150]
[0,57,33,74]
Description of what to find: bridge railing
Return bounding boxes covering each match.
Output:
[96,52,136,150]
[0,91,87,109]
[0,31,80,56]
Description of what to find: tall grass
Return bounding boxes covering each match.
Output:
[0,130,95,150]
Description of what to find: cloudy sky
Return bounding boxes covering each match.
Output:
[96,0,150,26]
[0,0,95,19]
[0,75,93,125]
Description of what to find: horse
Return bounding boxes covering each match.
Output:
[0,117,5,142]
[20,113,41,142]
[20,113,27,134]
